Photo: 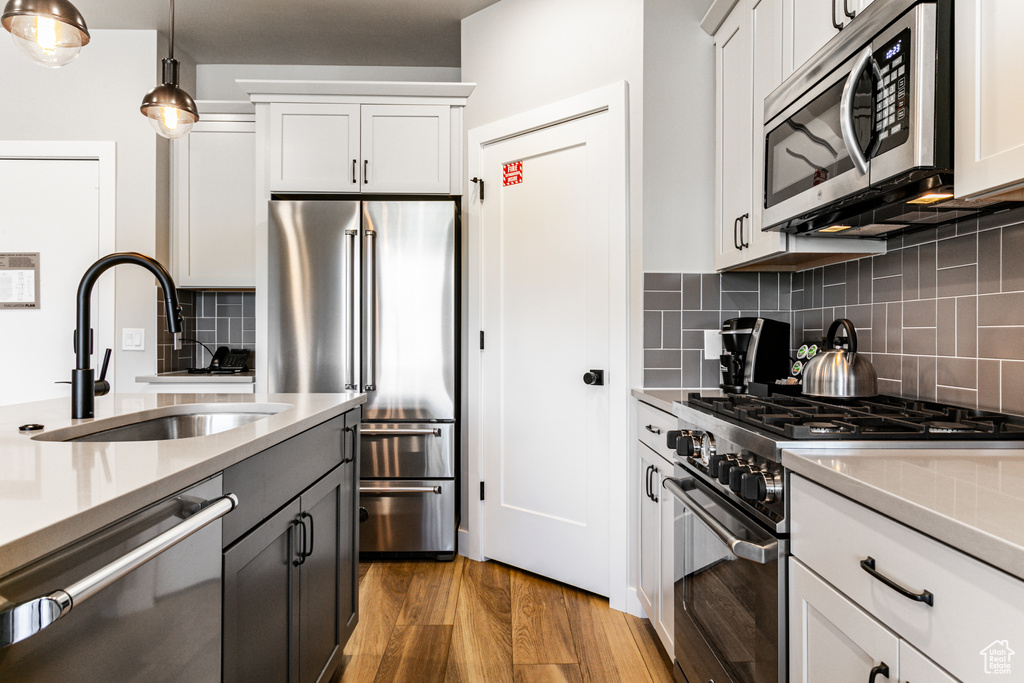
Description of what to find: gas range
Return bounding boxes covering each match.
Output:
[672,392,1024,534]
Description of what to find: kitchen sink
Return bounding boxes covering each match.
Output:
[32,403,289,443]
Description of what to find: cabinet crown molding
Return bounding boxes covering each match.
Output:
[238,79,476,102]
[701,0,742,36]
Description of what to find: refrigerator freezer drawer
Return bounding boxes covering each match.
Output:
[358,479,455,554]
[360,422,454,479]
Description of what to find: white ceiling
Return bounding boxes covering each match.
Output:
[70,0,502,66]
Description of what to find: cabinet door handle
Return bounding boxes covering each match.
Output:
[868,662,890,682]
[739,213,750,248]
[651,467,659,503]
[733,216,742,251]
[292,518,306,567]
[859,557,934,606]
[832,0,843,29]
[843,0,856,20]
[364,160,369,184]
[300,511,314,559]
[645,465,653,501]
[352,159,357,184]
[645,424,662,435]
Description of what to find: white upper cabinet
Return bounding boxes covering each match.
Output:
[269,103,360,193]
[955,0,1024,199]
[361,105,451,194]
[705,0,884,271]
[782,0,875,78]
[172,106,256,288]
[268,103,452,194]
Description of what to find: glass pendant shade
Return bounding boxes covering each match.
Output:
[1,0,90,67]
[141,58,198,140]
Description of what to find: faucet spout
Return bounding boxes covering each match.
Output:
[72,252,183,419]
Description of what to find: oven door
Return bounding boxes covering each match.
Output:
[665,471,785,683]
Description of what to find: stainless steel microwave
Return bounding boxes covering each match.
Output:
[759,0,996,239]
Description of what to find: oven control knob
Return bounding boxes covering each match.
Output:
[741,470,782,503]
[717,456,739,485]
[675,432,695,458]
[700,433,716,466]
[741,471,767,502]
[729,463,753,493]
[708,453,725,478]
[666,430,683,450]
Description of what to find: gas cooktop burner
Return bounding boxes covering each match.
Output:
[687,392,1024,441]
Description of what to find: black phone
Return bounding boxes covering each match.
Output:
[210,347,250,373]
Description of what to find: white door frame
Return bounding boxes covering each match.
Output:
[464,82,631,611]
[0,141,117,387]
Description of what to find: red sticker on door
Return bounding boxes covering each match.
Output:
[502,161,523,186]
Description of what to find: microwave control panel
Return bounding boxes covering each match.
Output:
[874,28,912,154]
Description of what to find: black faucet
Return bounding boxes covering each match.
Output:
[72,252,184,419]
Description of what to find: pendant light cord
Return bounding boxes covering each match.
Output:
[168,0,174,60]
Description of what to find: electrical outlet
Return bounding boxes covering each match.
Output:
[704,330,722,360]
[122,328,145,351]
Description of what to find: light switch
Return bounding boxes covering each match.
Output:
[122,328,145,351]
[704,330,721,360]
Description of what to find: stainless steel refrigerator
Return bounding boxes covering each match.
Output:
[268,200,457,558]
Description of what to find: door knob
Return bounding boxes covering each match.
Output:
[583,369,605,386]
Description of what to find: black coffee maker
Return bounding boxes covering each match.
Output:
[720,317,791,393]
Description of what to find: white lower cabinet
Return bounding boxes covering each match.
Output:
[635,399,675,655]
[791,474,1024,682]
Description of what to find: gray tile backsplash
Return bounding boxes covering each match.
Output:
[157,290,256,372]
[644,204,1024,415]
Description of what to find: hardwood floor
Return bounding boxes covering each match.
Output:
[338,557,676,683]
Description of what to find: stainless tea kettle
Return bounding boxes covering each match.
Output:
[802,319,877,398]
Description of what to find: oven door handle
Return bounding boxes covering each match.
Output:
[663,478,778,565]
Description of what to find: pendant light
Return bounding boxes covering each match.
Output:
[140,0,198,140]
[1,0,90,67]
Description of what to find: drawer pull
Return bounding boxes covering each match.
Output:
[868,662,889,682]
[860,557,934,606]
[363,428,442,437]
[644,424,661,435]
[360,485,442,495]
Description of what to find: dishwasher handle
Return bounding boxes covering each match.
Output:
[0,493,238,649]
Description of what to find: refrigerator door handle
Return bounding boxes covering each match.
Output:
[344,228,359,390]
[364,227,377,392]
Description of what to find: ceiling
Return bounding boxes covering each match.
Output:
[70,0,502,67]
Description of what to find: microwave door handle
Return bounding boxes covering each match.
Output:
[840,47,879,176]
[663,478,778,565]
[344,228,358,390]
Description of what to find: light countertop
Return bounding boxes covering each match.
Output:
[0,391,365,577]
[136,370,256,384]
[784,447,1024,582]
[632,388,702,414]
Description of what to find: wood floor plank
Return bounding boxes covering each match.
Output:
[623,614,676,683]
[397,557,463,626]
[338,653,383,683]
[444,560,514,683]
[343,561,415,656]
[358,560,373,586]
[513,664,585,683]
[511,568,577,665]
[561,585,654,683]
[373,624,453,683]
[440,555,465,625]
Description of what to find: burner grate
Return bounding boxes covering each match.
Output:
[685,392,1024,440]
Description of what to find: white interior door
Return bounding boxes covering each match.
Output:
[479,111,612,596]
[0,158,103,405]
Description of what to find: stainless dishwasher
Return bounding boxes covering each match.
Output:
[0,476,235,681]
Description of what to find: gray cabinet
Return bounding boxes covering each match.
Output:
[222,409,360,683]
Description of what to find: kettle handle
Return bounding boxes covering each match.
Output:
[826,318,858,353]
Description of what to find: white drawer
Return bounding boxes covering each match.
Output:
[636,399,676,466]
[791,474,1024,682]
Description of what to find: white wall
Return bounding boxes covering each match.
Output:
[643,0,716,272]
[196,64,462,100]
[0,30,172,393]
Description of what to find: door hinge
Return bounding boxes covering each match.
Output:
[480,331,485,350]
[480,481,485,501]
[470,177,484,202]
